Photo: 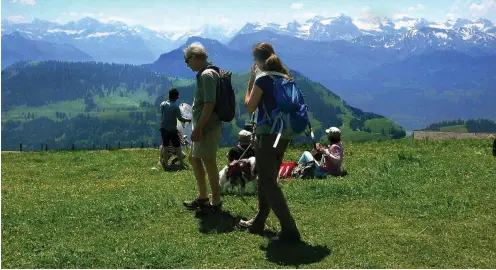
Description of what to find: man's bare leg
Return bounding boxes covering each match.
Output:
[189,153,208,200]
[203,157,221,205]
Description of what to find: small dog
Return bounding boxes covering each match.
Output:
[219,156,257,193]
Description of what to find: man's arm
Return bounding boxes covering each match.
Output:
[198,103,215,129]
[175,106,190,123]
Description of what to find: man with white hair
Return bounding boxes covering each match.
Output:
[297,126,344,177]
[182,43,224,214]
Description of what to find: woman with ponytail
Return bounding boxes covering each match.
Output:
[239,42,301,243]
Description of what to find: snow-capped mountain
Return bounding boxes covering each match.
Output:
[1,17,157,64]
[1,17,238,64]
[236,15,495,55]
[352,18,496,55]
[170,24,239,49]
[239,15,494,38]
[2,14,494,66]
[238,14,364,41]
[1,31,94,68]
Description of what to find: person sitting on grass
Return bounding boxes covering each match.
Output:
[297,127,344,178]
[227,130,255,162]
[159,88,191,170]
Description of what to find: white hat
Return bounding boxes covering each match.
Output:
[238,130,252,144]
[239,130,252,137]
[325,127,341,138]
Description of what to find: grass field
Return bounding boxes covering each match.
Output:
[440,125,469,133]
[2,139,496,268]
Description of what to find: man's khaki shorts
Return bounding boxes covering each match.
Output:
[191,125,223,160]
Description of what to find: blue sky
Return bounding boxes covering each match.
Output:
[2,0,495,31]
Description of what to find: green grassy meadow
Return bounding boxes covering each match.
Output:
[1,139,495,268]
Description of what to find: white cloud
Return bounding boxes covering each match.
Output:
[470,0,496,19]
[10,0,35,5]
[64,12,105,18]
[359,6,373,20]
[290,3,304,10]
[293,12,316,20]
[361,6,371,13]
[407,3,425,12]
[393,13,411,19]
[6,15,29,22]
[470,2,485,10]
[445,13,457,20]
[449,0,496,21]
[218,16,229,25]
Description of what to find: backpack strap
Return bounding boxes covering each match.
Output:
[256,71,291,148]
[255,72,273,126]
[202,65,222,112]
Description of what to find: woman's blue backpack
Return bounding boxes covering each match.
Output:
[258,71,311,147]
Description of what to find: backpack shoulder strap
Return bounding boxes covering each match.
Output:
[266,71,287,78]
[255,71,269,81]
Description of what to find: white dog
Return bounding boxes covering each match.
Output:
[219,156,257,193]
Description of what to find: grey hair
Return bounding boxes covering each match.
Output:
[183,42,208,60]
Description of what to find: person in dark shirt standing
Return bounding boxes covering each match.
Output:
[160,88,190,170]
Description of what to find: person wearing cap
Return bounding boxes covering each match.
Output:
[227,130,256,162]
[298,127,344,177]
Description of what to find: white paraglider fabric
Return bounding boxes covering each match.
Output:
[178,103,193,152]
[179,103,192,120]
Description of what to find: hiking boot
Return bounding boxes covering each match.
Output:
[183,198,209,210]
[270,231,301,243]
[196,201,223,215]
[177,164,188,170]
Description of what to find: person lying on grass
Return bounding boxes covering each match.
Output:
[297,127,344,178]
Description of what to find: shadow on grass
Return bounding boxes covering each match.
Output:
[220,189,257,197]
[260,240,331,266]
[195,210,245,234]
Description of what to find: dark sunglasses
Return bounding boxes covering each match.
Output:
[184,55,192,63]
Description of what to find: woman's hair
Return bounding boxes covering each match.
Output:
[252,42,292,79]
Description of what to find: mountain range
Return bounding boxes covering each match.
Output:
[1,32,94,68]
[1,17,238,64]
[2,15,495,130]
[2,15,495,64]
